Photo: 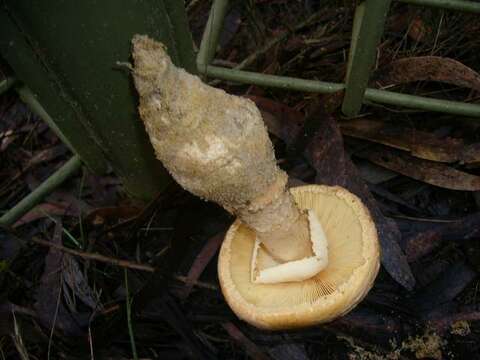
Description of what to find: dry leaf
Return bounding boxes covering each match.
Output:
[359,146,480,191]
[413,261,476,311]
[179,231,224,300]
[405,212,480,262]
[13,202,75,228]
[34,220,83,336]
[341,118,465,163]
[371,56,480,92]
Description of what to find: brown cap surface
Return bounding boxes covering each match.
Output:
[218,185,380,330]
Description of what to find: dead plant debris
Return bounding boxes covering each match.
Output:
[1,1,480,358]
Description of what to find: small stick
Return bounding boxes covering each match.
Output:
[31,237,155,272]
[174,275,218,291]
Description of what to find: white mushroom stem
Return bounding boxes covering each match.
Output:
[131,35,324,273]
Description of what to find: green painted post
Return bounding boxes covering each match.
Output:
[197,0,230,71]
[0,0,196,200]
[342,0,392,117]
[0,11,108,174]
[398,0,480,13]
[164,0,198,74]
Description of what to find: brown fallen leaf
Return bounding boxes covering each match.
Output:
[413,261,476,311]
[340,118,465,163]
[179,231,225,300]
[358,146,480,191]
[304,113,415,290]
[34,220,83,336]
[405,212,480,262]
[371,56,480,92]
[0,145,68,196]
[461,143,480,164]
[84,206,141,226]
[13,202,78,228]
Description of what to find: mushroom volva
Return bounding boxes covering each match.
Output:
[131,35,380,330]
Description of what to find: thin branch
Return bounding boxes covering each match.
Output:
[31,237,155,272]
[174,275,219,291]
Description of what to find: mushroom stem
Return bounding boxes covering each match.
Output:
[132,35,313,264]
[258,211,313,262]
[238,176,313,262]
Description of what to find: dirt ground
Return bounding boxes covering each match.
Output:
[1,1,480,359]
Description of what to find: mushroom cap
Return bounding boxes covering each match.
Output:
[218,185,380,330]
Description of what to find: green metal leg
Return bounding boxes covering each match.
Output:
[201,66,480,117]
[398,0,480,13]
[197,0,230,72]
[0,155,82,227]
[205,65,345,93]
[15,85,76,154]
[342,0,392,117]
[364,88,480,117]
[0,77,16,95]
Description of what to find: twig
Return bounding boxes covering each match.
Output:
[31,237,155,272]
[174,275,219,291]
[179,231,224,299]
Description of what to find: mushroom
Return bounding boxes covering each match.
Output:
[219,185,379,329]
[131,35,380,329]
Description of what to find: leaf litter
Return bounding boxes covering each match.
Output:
[2,1,480,359]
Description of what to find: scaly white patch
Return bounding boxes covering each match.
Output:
[178,134,242,175]
[180,134,230,164]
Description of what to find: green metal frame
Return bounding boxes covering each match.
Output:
[197,0,230,73]
[0,156,82,227]
[342,0,392,116]
[2,0,480,227]
[198,0,480,118]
